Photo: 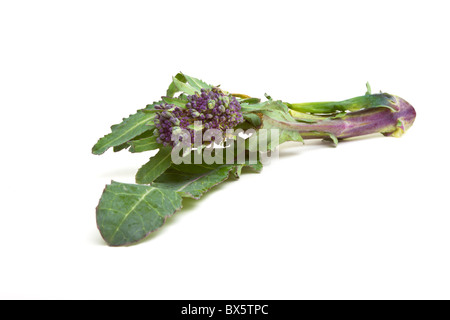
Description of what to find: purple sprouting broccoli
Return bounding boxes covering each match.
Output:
[154,87,244,147]
[92,73,418,247]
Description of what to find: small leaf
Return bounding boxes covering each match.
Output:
[96,182,182,246]
[181,73,212,92]
[129,136,162,153]
[365,82,372,95]
[289,109,329,123]
[252,101,304,151]
[323,133,338,146]
[232,93,252,99]
[92,101,161,155]
[243,113,262,127]
[166,79,181,98]
[172,77,197,95]
[113,143,130,153]
[244,159,263,173]
[162,96,187,108]
[232,164,244,178]
[135,148,173,184]
[240,101,274,113]
[166,73,212,97]
[238,97,261,104]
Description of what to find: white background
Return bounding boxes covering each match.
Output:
[1,0,449,300]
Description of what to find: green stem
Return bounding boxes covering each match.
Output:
[287,93,397,114]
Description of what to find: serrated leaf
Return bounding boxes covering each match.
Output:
[96,182,182,246]
[129,135,161,153]
[135,148,173,184]
[92,101,161,155]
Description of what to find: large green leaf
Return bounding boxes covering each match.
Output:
[96,182,183,246]
[153,163,235,200]
[135,148,173,184]
[153,159,262,200]
[92,101,161,155]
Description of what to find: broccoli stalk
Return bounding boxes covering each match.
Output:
[279,94,416,140]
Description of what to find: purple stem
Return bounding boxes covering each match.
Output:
[265,95,416,139]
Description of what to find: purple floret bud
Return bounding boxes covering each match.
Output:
[153,87,244,147]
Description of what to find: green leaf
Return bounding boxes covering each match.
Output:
[172,77,197,95]
[287,92,398,114]
[113,143,130,153]
[244,159,263,173]
[153,157,262,199]
[232,159,263,178]
[113,130,155,153]
[153,163,236,200]
[182,73,212,92]
[320,132,338,146]
[92,101,161,155]
[240,101,274,113]
[365,82,372,95]
[162,96,187,108]
[327,133,339,146]
[238,97,261,104]
[135,148,173,184]
[129,135,161,153]
[96,181,182,246]
[166,73,184,97]
[247,100,304,151]
[232,164,244,178]
[289,109,329,123]
[243,113,262,127]
[166,73,212,97]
